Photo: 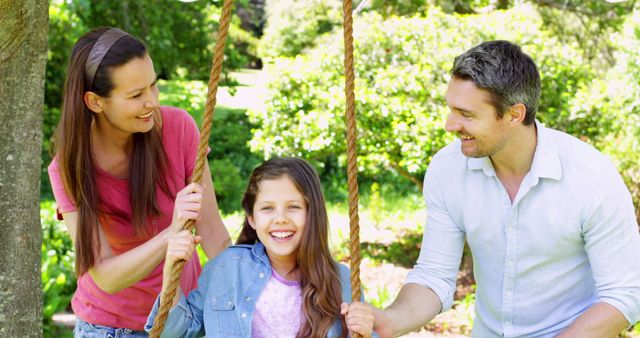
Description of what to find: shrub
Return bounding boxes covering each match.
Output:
[599,10,640,222]
[42,1,258,199]
[258,0,342,59]
[41,201,76,336]
[250,4,594,190]
[159,79,262,214]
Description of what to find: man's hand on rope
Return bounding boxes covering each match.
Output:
[169,183,203,233]
[341,301,375,338]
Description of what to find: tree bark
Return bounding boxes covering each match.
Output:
[0,0,48,336]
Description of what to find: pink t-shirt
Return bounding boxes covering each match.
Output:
[48,106,202,330]
[251,269,304,338]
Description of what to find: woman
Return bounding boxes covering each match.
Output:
[48,27,230,337]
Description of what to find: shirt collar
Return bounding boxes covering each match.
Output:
[530,120,562,180]
[466,120,562,180]
[251,241,270,264]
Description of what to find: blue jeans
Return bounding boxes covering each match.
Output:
[74,318,148,338]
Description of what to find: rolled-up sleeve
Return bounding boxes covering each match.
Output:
[405,162,466,312]
[145,290,205,338]
[582,167,640,324]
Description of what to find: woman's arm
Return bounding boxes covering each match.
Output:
[194,160,231,259]
[61,183,204,294]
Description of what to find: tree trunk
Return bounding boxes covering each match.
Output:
[0,0,48,336]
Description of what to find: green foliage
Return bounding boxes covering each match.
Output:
[367,0,431,16]
[158,79,262,214]
[361,230,423,268]
[258,0,342,59]
[533,0,634,72]
[250,4,593,189]
[41,201,76,336]
[69,0,256,80]
[42,2,90,199]
[368,286,392,308]
[43,1,258,199]
[599,10,640,222]
[453,288,476,330]
[369,0,499,16]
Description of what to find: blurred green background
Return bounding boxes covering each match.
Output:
[42,0,640,336]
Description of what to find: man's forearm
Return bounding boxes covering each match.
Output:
[374,283,443,338]
[556,302,630,338]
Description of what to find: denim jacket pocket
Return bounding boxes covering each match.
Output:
[210,288,242,336]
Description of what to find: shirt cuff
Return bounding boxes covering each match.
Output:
[598,295,640,327]
[144,293,191,336]
[405,272,454,312]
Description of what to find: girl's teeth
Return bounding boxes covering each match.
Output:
[271,231,294,238]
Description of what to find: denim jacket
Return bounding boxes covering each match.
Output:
[146,243,371,337]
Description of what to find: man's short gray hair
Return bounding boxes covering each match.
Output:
[451,40,541,125]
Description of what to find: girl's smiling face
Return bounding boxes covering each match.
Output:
[248,175,307,273]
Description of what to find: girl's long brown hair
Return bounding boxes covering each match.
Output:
[237,158,347,338]
[53,27,171,276]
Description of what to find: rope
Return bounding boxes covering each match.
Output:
[343,1,363,337]
[151,0,362,335]
[149,0,233,336]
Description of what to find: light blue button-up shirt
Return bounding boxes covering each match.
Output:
[406,122,640,337]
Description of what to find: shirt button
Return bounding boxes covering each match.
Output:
[507,260,513,267]
[246,297,252,302]
[228,301,232,306]
[259,272,265,278]
[241,312,247,319]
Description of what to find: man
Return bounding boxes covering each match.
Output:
[372,41,640,337]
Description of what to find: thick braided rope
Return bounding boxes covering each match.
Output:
[343,1,362,336]
[149,0,234,336]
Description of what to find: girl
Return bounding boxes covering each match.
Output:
[48,27,230,336]
[146,158,375,337]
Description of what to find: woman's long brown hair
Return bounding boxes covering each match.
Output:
[53,28,171,276]
[236,158,347,338]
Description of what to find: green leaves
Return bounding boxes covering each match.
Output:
[41,201,76,335]
[159,79,262,214]
[251,3,640,219]
[251,5,591,188]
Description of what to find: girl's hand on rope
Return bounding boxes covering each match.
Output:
[341,302,375,338]
[162,230,201,279]
[160,230,201,307]
[169,183,204,233]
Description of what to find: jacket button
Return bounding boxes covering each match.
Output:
[259,272,265,278]
[241,312,247,319]
[246,297,252,302]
